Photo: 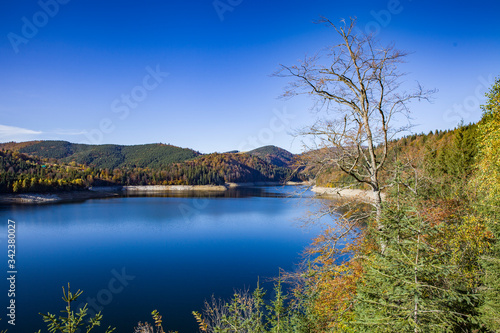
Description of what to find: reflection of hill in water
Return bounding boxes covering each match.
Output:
[122,185,313,199]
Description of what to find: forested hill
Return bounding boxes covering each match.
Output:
[306,124,478,195]
[1,126,478,193]
[0,140,200,169]
[186,153,294,184]
[0,141,300,193]
[247,145,295,167]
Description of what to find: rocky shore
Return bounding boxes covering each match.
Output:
[0,190,119,205]
[122,185,228,192]
[0,182,311,205]
[226,181,309,187]
[310,186,386,203]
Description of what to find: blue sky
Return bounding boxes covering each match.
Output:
[0,0,499,153]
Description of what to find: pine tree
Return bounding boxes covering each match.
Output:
[267,277,288,332]
[448,123,477,180]
[354,204,473,332]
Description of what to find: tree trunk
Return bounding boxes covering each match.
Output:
[374,189,383,227]
[373,187,385,253]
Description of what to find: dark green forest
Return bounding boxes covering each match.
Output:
[2,141,201,169]
[247,145,295,167]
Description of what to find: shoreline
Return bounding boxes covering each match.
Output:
[311,185,386,203]
[0,190,119,205]
[0,182,310,205]
[122,185,228,192]
[226,181,309,187]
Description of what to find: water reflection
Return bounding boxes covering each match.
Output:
[0,186,327,333]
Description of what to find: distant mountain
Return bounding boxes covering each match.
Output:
[0,142,302,193]
[2,127,469,192]
[0,141,200,170]
[0,141,43,152]
[186,152,297,183]
[246,145,295,167]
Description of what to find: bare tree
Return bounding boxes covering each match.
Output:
[275,17,434,225]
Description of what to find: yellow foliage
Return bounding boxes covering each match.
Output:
[445,215,493,289]
[475,78,500,205]
[192,311,208,332]
[304,227,365,332]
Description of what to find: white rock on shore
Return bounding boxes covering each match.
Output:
[122,185,228,192]
[18,194,61,203]
[311,186,385,203]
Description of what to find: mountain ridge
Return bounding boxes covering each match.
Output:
[0,140,296,169]
[0,141,301,193]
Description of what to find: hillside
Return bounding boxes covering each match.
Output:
[0,141,302,193]
[186,152,297,183]
[2,131,474,192]
[0,140,200,169]
[300,125,477,194]
[0,150,90,193]
[246,145,295,167]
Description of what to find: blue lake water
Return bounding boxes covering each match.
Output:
[0,186,330,332]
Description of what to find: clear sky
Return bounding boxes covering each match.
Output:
[0,0,499,153]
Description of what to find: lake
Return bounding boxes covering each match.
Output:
[0,186,331,332]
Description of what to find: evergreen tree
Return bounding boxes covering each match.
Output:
[354,204,474,332]
[448,123,477,180]
[267,278,288,332]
